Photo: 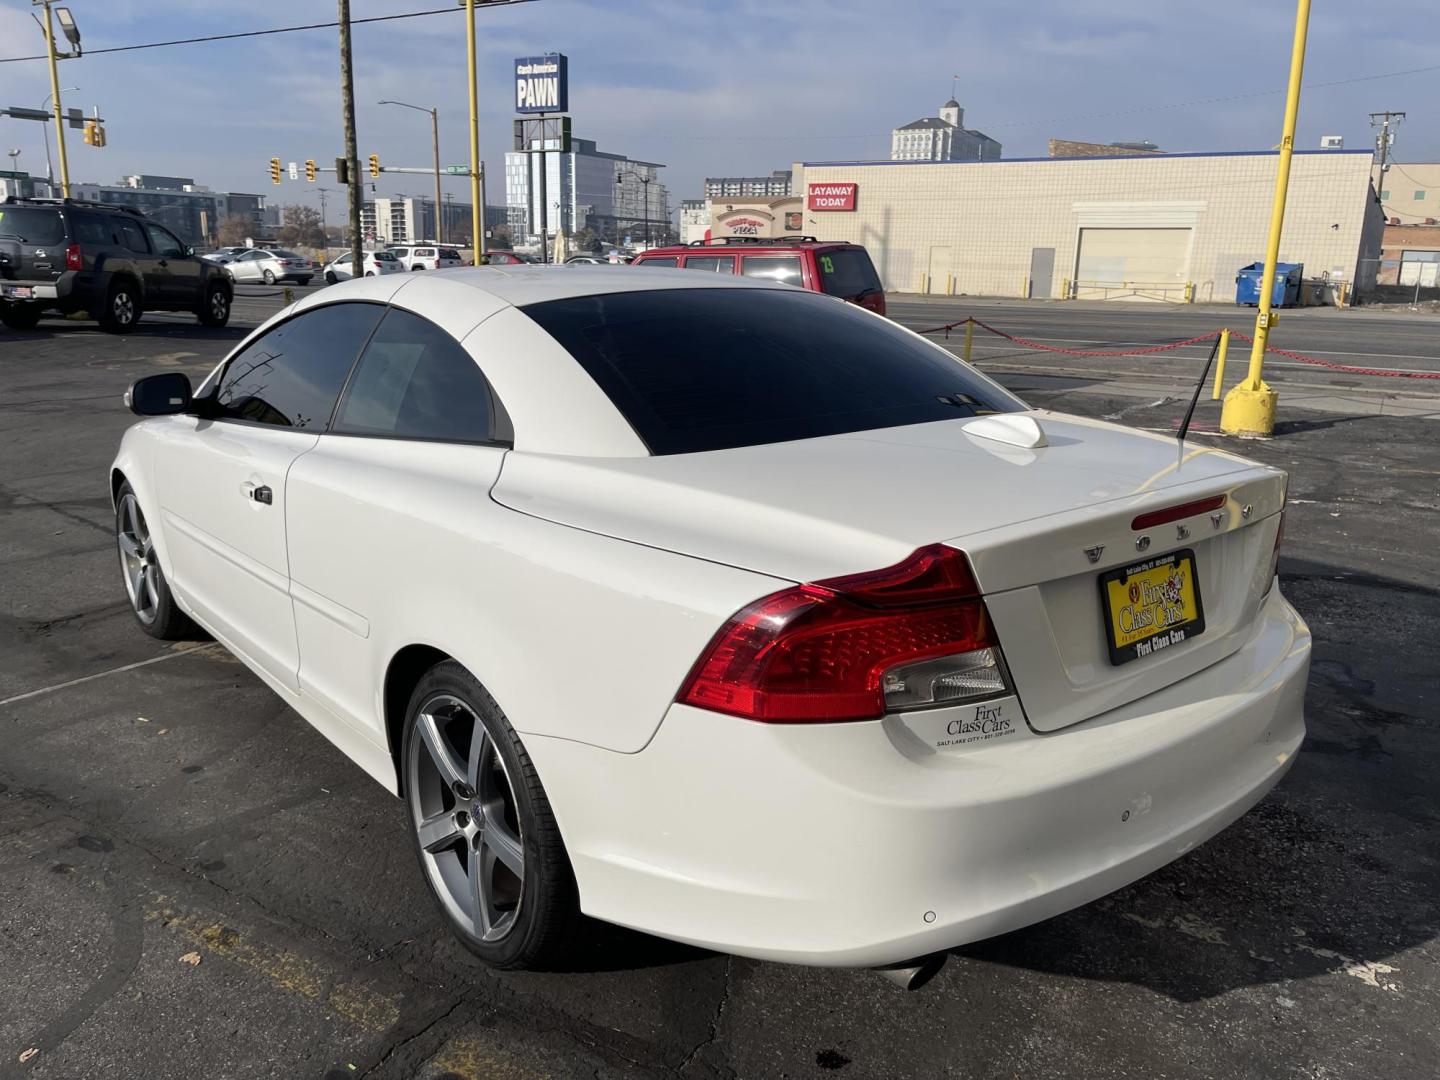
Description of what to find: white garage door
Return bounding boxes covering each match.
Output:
[1075,228,1192,302]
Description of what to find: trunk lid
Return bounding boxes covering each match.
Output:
[493,410,1286,732]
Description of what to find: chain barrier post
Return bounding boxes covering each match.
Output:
[1222,0,1311,437]
[1211,329,1230,400]
[962,319,974,364]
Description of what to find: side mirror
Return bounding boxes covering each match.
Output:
[126,372,193,416]
[184,246,195,257]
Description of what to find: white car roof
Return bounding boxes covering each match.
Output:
[415,264,784,308]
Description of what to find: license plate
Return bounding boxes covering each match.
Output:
[2,285,34,299]
[1099,548,1206,665]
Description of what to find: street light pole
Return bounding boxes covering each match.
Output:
[379,100,443,244]
[337,0,362,270]
[35,2,71,197]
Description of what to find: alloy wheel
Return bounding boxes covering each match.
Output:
[113,292,135,326]
[209,291,229,320]
[117,493,159,625]
[408,693,525,942]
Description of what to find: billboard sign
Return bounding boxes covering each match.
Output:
[514,54,568,114]
[808,182,858,211]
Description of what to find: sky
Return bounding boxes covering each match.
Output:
[1,0,1437,221]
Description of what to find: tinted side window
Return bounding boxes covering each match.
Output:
[741,256,803,285]
[213,303,384,428]
[639,257,679,269]
[332,307,508,443]
[145,224,184,257]
[116,218,149,253]
[69,211,116,246]
[522,288,1022,456]
[683,256,735,274]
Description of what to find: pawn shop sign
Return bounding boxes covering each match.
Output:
[808,182,858,211]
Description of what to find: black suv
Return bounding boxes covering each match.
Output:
[0,197,233,333]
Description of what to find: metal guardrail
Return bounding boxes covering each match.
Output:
[1068,280,1196,303]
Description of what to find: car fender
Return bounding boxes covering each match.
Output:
[109,421,180,585]
[91,255,146,309]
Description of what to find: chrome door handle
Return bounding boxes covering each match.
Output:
[242,482,273,505]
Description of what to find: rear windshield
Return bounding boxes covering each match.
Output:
[0,206,66,245]
[272,250,302,259]
[523,288,1022,455]
[817,247,882,298]
[374,251,398,262]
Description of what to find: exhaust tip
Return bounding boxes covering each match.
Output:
[874,953,946,991]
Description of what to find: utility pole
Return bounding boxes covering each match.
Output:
[464,0,483,263]
[337,0,362,270]
[1368,111,1405,196]
[316,186,331,248]
[1220,0,1311,438]
[35,1,72,197]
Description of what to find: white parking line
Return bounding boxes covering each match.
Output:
[0,643,215,708]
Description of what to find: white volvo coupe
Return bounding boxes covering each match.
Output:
[111,267,1310,980]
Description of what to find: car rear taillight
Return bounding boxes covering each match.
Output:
[679,545,1009,723]
[65,243,82,271]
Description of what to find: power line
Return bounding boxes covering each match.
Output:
[0,2,536,64]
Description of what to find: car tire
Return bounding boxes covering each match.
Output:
[197,284,231,327]
[402,660,579,971]
[412,265,424,271]
[115,482,200,641]
[324,271,338,285]
[364,271,374,277]
[296,277,312,286]
[262,269,276,285]
[0,302,42,331]
[99,279,142,333]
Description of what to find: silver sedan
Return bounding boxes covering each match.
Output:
[225,249,313,286]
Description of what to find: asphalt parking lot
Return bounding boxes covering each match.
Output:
[2,286,1438,1080]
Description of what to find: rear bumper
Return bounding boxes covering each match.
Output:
[528,586,1310,967]
[2,273,86,309]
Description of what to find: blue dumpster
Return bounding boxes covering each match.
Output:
[1235,262,1304,307]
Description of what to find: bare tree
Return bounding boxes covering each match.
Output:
[278,205,327,250]
[217,215,251,247]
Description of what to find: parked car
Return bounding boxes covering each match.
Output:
[389,245,463,272]
[632,236,886,315]
[479,250,532,266]
[563,254,609,265]
[0,196,233,333]
[322,250,403,283]
[201,246,250,265]
[225,248,313,286]
[112,267,1306,977]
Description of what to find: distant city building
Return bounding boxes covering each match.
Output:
[1374,161,1439,225]
[68,175,266,246]
[0,172,56,199]
[1049,139,1164,158]
[891,100,1000,162]
[359,197,508,245]
[703,170,792,198]
[795,147,1383,302]
[505,136,670,247]
[679,199,710,245]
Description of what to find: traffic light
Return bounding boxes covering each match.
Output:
[269,157,282,185]
[305,159,317,182]
[82,120,95,145]
[335,157,349,185]
[368,154,380,178]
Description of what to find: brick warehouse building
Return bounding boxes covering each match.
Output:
[791,149,1383,302]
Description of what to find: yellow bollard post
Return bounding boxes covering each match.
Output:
[1061,277,1071,300]
[1221,0,1311,437]
[963,319,974,364]
[1211,329,1230,400]
[1021,276,1029,299]
[283,286,294,305]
